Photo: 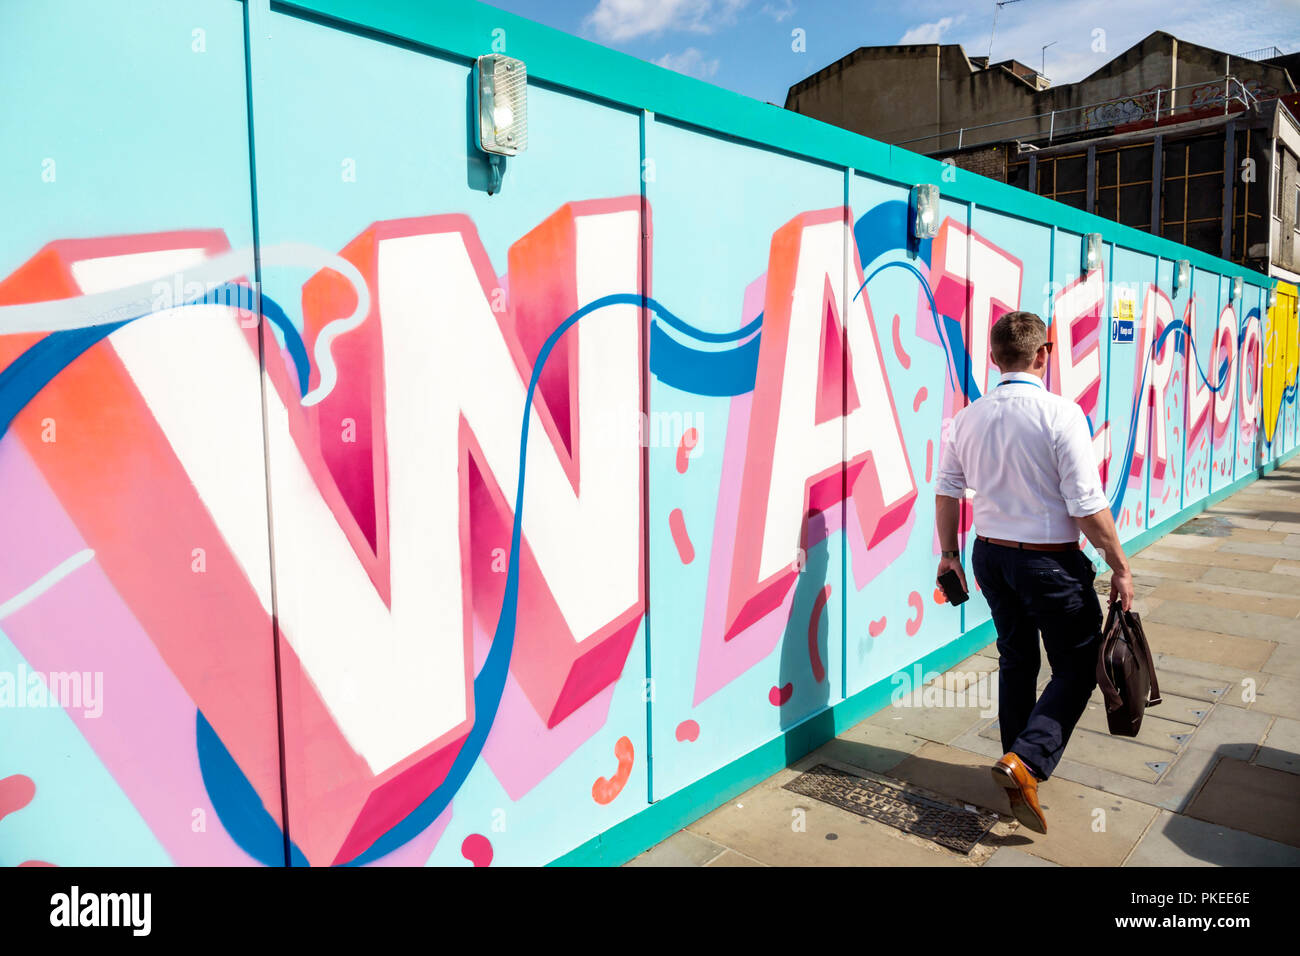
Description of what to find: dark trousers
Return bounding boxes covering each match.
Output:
[971,537,1103,780]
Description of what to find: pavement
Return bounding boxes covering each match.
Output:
[630,459,1300,867]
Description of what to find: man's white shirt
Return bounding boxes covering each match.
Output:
[935,370,1109,543]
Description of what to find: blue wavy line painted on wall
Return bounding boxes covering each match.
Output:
[0,284,311,442]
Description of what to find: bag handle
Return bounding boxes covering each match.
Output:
[1103,599,1162,707]
[1096,600,1124,711]
[1130,607,1162,706]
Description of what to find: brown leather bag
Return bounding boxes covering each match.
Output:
[1096,601,1162,736]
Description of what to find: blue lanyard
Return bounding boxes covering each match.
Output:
[997,377,1043,390]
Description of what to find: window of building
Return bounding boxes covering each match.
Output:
[1161,135,1224,257]
[1036,151,1088,209]
[1231,128,1270,266]
[1276,148,1284,220]
[1095,144,1154,230]
[1006,157,1031,191]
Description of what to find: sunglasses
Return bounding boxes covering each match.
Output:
[1039,341,1055,354]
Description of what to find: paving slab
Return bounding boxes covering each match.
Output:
[952,653,1001,675]
[1148,534,1223,551]
[865,696,993,746]
[1051,745,1222,813]
[1263,643,1300,678]
[1044,724,1175,782]
[1255,717,1300,775]
[983,847,1061,867]
[1124,810,1300,866]
[950,724,1005,761]
[1198,514,1275,531]
[1184,758,1300,848]
[1182,706,1272,761]
[1141,668,1231,705]
[1143,622,1277,670]
[685,767,973,866]
[1219,541,1300,561]
[1148,601,1300,644]
[626,829,727,867]
[1128,557,1208,582]
[798,725,923,776]
[1075,705,1193,753]
[1118,690,1212,726]
[1139,547,1279,572]
[703,849,766,866]
[1200,566,1300,592]
[1152,653,1271,706]
[1145,580,1300,618]
[1247,675,1300,719]
[1083,684,1208,725]
[1189,525,1285,542]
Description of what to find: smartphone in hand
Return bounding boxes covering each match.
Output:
[936,568,968,606]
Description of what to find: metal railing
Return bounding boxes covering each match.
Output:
[895,75,1262,155]
[1237,46,1283,61]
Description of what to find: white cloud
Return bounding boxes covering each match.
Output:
[653,47,721,78]
[761,0,797,22]
[584,0,749,42]
[921,0,1300,83]
[899,15,962,45]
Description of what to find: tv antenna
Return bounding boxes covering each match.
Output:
[1041,39,1057,77]
[988,0,1028,63]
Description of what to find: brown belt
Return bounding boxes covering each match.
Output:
[976,535,1080,552]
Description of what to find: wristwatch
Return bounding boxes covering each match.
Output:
[941,550,960,559]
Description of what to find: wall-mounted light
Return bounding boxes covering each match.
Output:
[1082,233,1103,273]
[1231,276,1243,303]
[1269,287,1279,310]
[910,184,940,240]
[474,54,528,192]
[1174,259,1190,295]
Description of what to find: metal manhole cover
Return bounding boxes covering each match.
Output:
[783,764,998,854]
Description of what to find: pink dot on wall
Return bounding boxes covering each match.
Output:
[905,592,924,636]
[669,508,694,564]
[676,720,700,742]
[0,775,35,824]
[891,313,912,369]
[676,428,699,474]
[461,834,493,867]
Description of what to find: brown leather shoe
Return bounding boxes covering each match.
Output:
[991,752,1047,834]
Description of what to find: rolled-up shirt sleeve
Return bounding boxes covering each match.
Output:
[934,416,968,499]
[1055,404,1109,517]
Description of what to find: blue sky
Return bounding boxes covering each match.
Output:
[480,0,1300,105]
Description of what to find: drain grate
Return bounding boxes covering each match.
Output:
[783,764,998,854]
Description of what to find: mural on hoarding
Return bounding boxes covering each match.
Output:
[0,196,1289,867]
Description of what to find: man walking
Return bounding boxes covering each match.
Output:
[934,311,1134,834]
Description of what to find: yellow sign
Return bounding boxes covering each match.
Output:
[1264,281,1299,444]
